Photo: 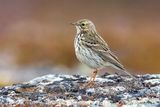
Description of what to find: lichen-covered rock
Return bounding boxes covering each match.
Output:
[0,73,160,107]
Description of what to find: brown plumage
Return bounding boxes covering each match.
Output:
[72,19,135,86]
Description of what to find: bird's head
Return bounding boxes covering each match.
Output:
[72,19,96,33]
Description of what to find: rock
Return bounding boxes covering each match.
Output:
[0,73,160,107]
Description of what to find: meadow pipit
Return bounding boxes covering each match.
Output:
[72,19,135,86]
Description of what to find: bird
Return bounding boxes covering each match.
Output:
[72,19,135,87]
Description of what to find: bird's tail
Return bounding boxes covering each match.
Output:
[112,62,136,79]
[107,51,136,79]
[122,69,137,80]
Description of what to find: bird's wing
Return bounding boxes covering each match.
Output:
[81,31,110,52]
[82,32,125,70]
[81,32,136,79]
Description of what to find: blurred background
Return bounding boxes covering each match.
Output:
[0,0,160,86]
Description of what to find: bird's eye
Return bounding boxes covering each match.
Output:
[81,23,85,26]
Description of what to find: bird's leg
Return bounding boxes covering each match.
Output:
[85,69,98,87]
[92,70,97,81]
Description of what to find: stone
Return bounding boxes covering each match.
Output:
[0,73,159,107]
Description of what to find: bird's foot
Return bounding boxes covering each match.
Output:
[80,70,98,89]
[84,81,96,88]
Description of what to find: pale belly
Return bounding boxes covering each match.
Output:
[74,40,104,69]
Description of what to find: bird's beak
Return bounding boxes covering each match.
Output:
[70,22,78,26]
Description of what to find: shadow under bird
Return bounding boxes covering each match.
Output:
[72,19,135,86]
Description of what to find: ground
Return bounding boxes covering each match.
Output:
[0,73,160,107]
